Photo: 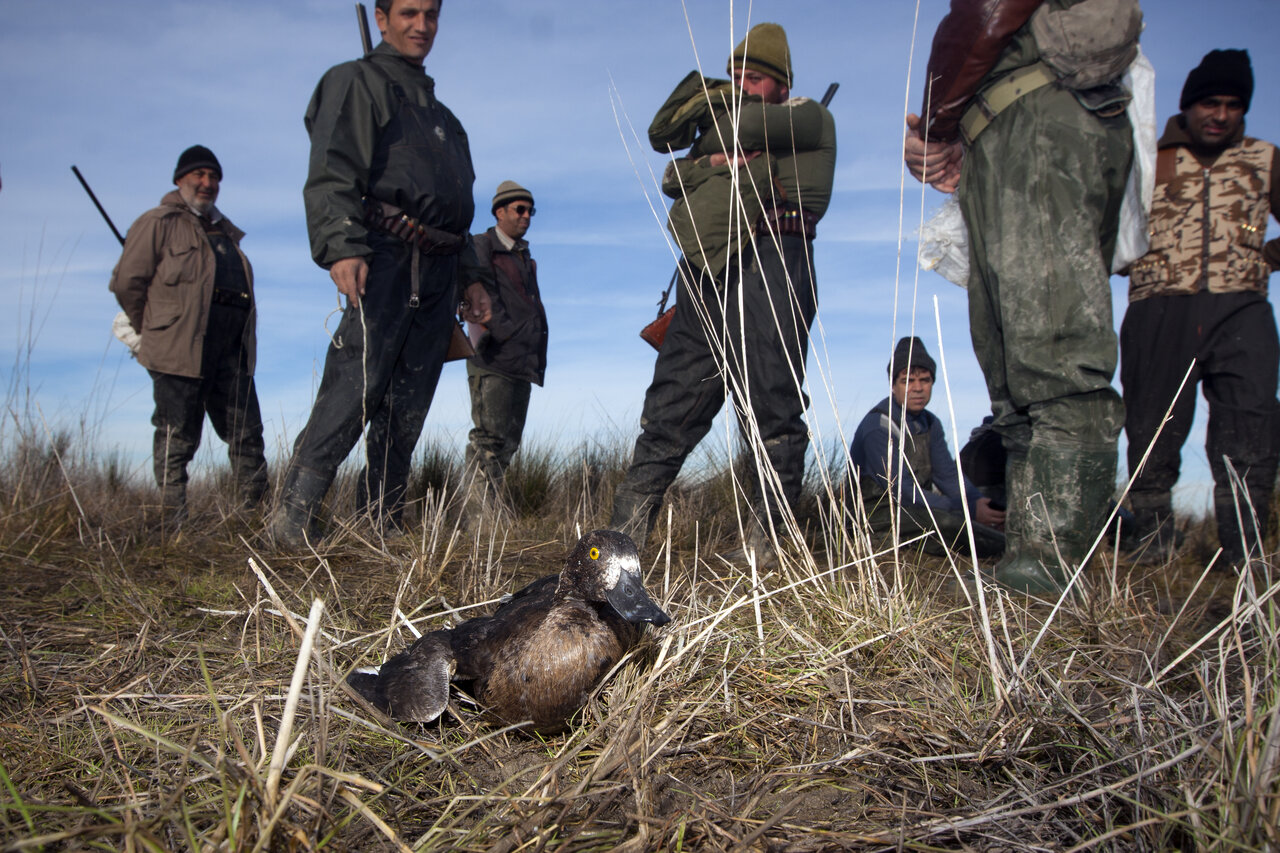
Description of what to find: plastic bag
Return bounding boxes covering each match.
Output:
[1111,45,1156,273]
[917,194,970,288]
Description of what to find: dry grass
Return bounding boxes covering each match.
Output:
[1,426,1277,853]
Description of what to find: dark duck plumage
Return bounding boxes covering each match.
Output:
[347,529,672,734]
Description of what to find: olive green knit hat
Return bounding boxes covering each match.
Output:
[491,180,533,214]
[727,22,792,88]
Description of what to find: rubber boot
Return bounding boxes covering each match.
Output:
[995,446,1114,597]
[718,512,780,569]
[160,481,188,536]
[1124,491,1179,565]
[609,484,663,548]
[1213,458,1275,570]
[270,465,331,549]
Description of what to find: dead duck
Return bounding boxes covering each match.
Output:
[347,529,672,734]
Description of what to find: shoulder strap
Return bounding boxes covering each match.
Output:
[359,56,407,105]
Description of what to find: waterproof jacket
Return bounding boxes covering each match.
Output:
[651,70,836,280]
[469,227,548,385]
[1128,117,1280,301]
[109,190,255,379]
[303,41,487,284]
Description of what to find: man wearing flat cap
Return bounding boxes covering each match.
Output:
[109,145,268,530]
[848,338,1005,557]
[610,22,836,565]
[460,181,548,524]
[1121,49,1280,568]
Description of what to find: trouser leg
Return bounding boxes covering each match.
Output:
[961,86,1131,592]
[611,263,728,543]
[463,363,531,515]
[279,235,456,536]
[1201,294,1280,564]
[733,235,816,526]
[150,370,205,524]
[202,310,268,509]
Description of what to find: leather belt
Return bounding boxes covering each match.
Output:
[959,61,1057,146]
[363,197,466,257]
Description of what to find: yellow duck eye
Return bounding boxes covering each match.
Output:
[589,547,600,560]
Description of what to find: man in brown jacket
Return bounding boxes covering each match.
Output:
[1121,50,1280,568]
[109,145,267,529]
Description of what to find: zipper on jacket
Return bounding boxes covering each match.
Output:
[1199,167,1211,292]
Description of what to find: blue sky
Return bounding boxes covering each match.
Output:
[2,0,1278,514]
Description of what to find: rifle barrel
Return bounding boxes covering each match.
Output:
[820,83,839,108]
[356,3,373,55]
[71,165,126,246]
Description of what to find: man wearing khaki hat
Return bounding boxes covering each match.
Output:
[460,181,548,524]
[610,22,836,565]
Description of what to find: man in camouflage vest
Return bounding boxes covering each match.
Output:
[1121,49,1280,568]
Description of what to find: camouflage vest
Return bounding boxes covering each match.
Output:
[1129,137,1275,302]
[859,401,937,503]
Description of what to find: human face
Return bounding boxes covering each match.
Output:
[1183,95,1245,151]
[734,68,789,104]
[375,0,439,64]
[175,168,219,215]
[495,201,533,240]
[891,368,933,415]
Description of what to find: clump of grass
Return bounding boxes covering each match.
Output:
[2,410,1277,850]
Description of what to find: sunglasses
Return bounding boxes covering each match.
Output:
[510,203,536,217]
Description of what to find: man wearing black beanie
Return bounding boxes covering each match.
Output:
[1121,49,1280,569]
[109,145,268,531]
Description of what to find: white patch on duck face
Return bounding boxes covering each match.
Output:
[600,551,637,590]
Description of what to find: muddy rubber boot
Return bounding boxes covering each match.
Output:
[160,482,188,536]
[608,485,662,548]
[995,446,1114,597]
[1125,492,1180,565]
[718,513,780,569]
[270,465,331,549]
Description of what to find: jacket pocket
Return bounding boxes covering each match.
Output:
[156,242,202,286]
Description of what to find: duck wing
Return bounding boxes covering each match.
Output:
[365,630,457,723]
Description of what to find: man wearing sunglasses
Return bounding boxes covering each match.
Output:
[460,181,548,525]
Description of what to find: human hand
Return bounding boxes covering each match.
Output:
[330,256,369,307]
[461,282,491,325]
[904,113,964,193]
[975,497,1006,530]
[708,150,763,168]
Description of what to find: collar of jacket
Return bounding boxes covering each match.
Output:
[159,189,224,225]
[490,225,527,253]
[369,40,435,91]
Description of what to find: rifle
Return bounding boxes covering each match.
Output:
[639,81,840,351]
[71,165,141,354]
[71,165,126,246]
[356,3,373,55]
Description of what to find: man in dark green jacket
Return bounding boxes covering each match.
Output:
[905,0,1139,595]
[610,22,836,564]
[271,0,491,546]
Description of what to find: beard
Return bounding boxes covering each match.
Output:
[178,186,216,216]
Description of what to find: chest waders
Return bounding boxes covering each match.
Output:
[273,63,474,546]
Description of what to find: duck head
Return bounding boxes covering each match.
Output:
[559,530,672,626]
